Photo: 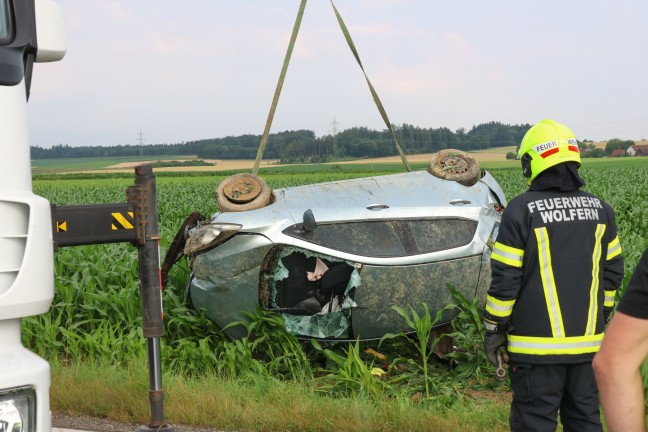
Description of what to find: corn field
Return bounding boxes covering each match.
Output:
[24,162,648,397]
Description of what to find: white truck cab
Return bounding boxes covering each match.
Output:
[0,0,65,431]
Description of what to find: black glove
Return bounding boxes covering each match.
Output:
[484,332,508,367]
[603,308,613,325]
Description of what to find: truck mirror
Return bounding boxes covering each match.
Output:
[34,0,66,62]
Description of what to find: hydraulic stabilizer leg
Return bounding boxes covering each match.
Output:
[51,165,178,430]
[129,165,177,432]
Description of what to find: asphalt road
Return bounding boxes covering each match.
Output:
[52,413,218,432]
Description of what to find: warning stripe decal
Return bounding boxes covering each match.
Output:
[540,147,560,158]
[111,212,135,230]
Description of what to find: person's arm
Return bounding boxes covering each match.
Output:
[594,311,648,431]
[483,200,525,365]
[602,206,624,322]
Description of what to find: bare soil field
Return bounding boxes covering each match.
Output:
[79,140,647,174]
[99,146,518,174]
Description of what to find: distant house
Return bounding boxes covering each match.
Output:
[610,149,626,157]
[627,144,648,156]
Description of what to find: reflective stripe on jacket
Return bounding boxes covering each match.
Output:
[486,189,624,364]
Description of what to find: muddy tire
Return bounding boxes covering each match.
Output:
[427,149,480,186]
[429,322,455,358]
[216,173,272,212]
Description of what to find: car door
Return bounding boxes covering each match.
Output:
[352,256,482,339]
[298,217,483,339]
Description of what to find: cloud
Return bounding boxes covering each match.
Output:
[143,31,188,55]
[26,0,648,147]
[99,0,134,22]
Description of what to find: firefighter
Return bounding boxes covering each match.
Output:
[593,247,648,432]
[482,119,625,431]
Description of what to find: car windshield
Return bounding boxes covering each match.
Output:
[286,218,478,257]
[0,0,10,42]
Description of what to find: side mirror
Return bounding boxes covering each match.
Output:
[35,0,67,62]
[303,209,316,233]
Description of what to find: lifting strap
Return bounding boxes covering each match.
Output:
[329,1,411,172]
[252,0,307,175]
[252,0,411,174]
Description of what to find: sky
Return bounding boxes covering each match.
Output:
[27,0,648,149]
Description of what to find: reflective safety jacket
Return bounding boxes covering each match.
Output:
[485,189,624,364]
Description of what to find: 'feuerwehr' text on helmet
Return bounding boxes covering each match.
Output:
[518,119,581,181]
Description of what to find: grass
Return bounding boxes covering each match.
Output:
[51,361,511,432]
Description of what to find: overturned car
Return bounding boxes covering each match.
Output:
[166,151,506,342]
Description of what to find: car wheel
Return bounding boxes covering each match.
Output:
[427,149,481,186]
[216,173,272,212]
[427,322,459,370]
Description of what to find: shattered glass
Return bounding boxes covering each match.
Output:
[268,246,359,338]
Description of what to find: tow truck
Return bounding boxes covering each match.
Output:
[1,2,177,430]
[0,0,65,430]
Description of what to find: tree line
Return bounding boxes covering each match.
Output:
[32,121,533,162]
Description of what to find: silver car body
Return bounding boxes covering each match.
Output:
[189,170,506,340]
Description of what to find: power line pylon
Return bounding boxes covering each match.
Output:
[137,129,146,157]
[330,116,340,157]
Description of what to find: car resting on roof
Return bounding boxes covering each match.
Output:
[165,151,506,344]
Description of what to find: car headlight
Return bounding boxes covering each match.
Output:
[0,387,36,432]
[183,223,242,256]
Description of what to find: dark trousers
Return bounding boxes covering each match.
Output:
[509,362,602,432]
